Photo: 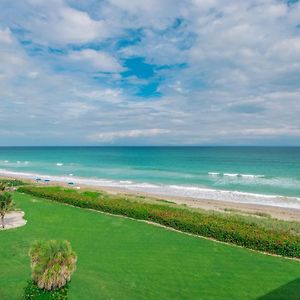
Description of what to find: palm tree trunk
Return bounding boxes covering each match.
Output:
[1,214,4,228]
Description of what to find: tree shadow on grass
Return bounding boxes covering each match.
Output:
[257,278,300,300]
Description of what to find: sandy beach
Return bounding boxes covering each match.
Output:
[78,184,300,222]
[3,175,300,222]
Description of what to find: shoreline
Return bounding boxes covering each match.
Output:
[72,185,300,222]
[1,169,300,206]
[79,184,300,222]
[2,173,300,222]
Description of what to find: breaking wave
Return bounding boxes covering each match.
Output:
[1,169,300,210]
[209,172,265,178]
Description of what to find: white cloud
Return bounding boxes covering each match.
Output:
[0,27,13,44]
[74,88,123,103]
[28,3,110,45]
[0,0,300,145]
[28,71,39,79]
[269,37,300,61]
[243,127,300,137]
[61,101,94,118]
[89,129,171,142]
[68,49,124,73]
[107,0,181,29]
[0,31,27,81]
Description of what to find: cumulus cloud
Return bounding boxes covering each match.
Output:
[27,2,110,45]
[68,49,124,73]
[0,0,299,145]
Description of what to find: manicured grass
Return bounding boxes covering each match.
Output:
[1,193,300,300]
[18,186,300,258]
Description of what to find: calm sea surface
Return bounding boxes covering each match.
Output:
[0,147,299,208]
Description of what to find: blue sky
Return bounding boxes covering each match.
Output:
[0,0,299,146]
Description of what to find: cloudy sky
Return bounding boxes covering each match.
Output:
[0,0,299,146]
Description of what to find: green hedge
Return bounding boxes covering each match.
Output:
[0,178,28,187]
[18,186,300,258]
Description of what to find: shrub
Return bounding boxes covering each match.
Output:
[0,183,14,228]
[0,178,28,187]
[19,186,300,258]
[29,240,77,291]
[24,280,68,300]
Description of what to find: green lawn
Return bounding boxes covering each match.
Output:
[1,193,300,300]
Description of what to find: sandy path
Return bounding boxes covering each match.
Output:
[0,211,26,230]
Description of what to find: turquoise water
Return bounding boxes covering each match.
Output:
[0,147,300,207]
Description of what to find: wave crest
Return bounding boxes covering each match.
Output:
[0,169,300,210]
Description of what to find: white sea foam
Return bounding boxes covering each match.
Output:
[130,182,158,189]
[215,173,299,189]
[224,173,239,177]
[120,180,133,184]
[240,174,256,178]
[209,172,265,179]
[240,174,265,178]
[56,163,63,166]
[0,160,30,166]
[1,169,300,210]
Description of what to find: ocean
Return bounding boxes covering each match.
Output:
[0,146,299,208]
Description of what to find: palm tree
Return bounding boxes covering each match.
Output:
[0,183,14,228]
[29,240,77,290]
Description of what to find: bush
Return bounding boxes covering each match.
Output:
[29,240,77,291]
[0,178,27,187]
[18,186,300,258]
[0,187,14,228]
[24,280,68,300]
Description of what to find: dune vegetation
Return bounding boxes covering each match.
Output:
[18,185,300,258]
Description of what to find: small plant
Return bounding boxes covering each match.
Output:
[24,280,68,300]
[0,183,14,228]
[29,240,77,291]
[0,178,28,187]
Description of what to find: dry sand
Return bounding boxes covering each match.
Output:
[88,185,300,222]
[0,211,26,230]
[26,182,300,221]
[3,175,300,222]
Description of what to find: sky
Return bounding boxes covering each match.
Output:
[0,0,299,146]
